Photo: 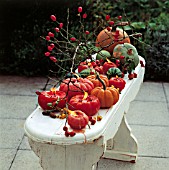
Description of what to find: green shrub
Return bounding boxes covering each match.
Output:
[142,13,169,81]
[0,0,168,81]
[0,0,85,76]
[85,0,169,81]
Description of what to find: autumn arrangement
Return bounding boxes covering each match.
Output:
[36,6,145,137]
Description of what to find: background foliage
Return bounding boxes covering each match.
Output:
[0,0,169,81]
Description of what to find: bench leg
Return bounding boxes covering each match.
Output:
[28,136,105,170]
[103,114,138,163]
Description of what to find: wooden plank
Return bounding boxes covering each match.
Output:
[29,136,105,170]
[103,115,138,163]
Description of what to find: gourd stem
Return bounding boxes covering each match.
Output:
[106,58,112,63]
[96,73,106,90]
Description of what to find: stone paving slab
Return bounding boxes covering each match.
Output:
[134,82,166,102]
[0,119,25,149]
[98,157,169,170]
[0,149,17,170]
[0,95,37,119]
[10,150,42,170]
[163,82,169,103]
[131,125,169,157]
[0,75,49,96]
[127,101,169,126]
[19,135,31,150]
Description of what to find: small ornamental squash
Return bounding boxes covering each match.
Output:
[96,27,130,54]
[113,43,139,74]
[78,61,89,73]
[59,77,94,100]
[87,74,109,87]
[96,50,111,60]
[67,110,89,130]
[103,59,117,74]
[78,60,101,74]
[68,92,100,116]
[109,76,126,92]
[36,88,66,110]
[106,67,123,78]
[94,66,104,74]
[91,75,119,108]
[79,68,95,78]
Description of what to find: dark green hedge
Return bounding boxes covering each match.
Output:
[0,0,169,81]
[0,0,85,76]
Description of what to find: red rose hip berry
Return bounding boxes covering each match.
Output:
[50,15,56,21]
[78,7,82,13]
[63,126,68,132]
[69,131,76,137]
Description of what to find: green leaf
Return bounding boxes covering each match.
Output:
[148,23,156,29]
[123,25,133,31]
[131,22,146,29]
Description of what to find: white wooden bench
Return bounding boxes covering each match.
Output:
[24,56,145,170]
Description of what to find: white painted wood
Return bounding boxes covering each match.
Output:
[29,138,66,169]
[103,114,138,163]
[28,136,105,170]
[24,56,145,169]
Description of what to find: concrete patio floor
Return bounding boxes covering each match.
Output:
[0,75,169,170]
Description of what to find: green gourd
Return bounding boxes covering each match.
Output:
[79,68,95,78]
[106,67,123,78]
[113,43,139,73]
[96,50,111,60]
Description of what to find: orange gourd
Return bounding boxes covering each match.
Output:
[95,27,130,54]
[87,74,109,87]
[91,74,119,108]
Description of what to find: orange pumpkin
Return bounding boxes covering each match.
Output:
[87,74,109,87]
[95,27,130,54]
[91,86,119,108]
[90,74,119,108]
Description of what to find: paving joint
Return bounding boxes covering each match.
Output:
[130,123,169,127]
[8,134,25,170]
[0,94,36,97]
[162,83,169,103]
[139,155,169,159]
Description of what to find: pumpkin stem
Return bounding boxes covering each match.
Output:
[63,108,76,116]
[96,73,106,90]
[50,87,57,92]
[106,58,112,63]
[82,91,88,100]
[75,73,80,79]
